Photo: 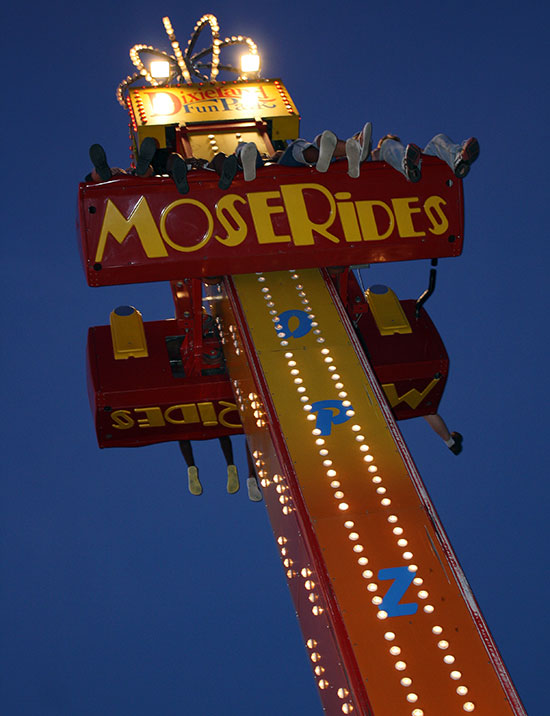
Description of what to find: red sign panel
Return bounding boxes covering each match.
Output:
[87,320,242,448]
[78,157,464,287]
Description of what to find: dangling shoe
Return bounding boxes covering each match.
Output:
[136,136,157,176]
[89,144,112,181]
[227,464,240,494]
[358,121,372,162]
[316,130,337,173]
[166,153,189,194]
[453,138,479,179]
[247,477,263,502]
[240,143,258,181]
[448,432,463,456]
[188,466,203,495]
[219,154,238,189]
[346,138,361,178]
[403,143,422,183]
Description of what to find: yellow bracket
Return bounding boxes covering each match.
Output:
[366,285,412,335]
[110,306,149,359]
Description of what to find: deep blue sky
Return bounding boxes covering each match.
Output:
[2,1,548,714]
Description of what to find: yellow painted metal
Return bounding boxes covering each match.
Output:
[366,285,412,335]
[109,307,148,359]
[270,114,300,142]
[216,269,517,715]
[185,128,272,163]
[137,125,169,149]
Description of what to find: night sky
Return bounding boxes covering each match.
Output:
[2,1,548,714]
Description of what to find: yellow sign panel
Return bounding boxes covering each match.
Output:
[129,79,299,126]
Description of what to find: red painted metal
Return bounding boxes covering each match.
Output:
[338,271,449,419]
[87,318,241,448]
[78,157,464,287]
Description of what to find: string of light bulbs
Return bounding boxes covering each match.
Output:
[117,14,260,107]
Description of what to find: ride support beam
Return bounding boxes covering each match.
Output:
[207,268,526,716]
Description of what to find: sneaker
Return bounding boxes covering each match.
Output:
[247,477,263,502]
[449,432,463,456]
[403,143,422,183]
[240,143,258,181]
[316,130,338,173]
[358,121,372,162]
[89,144,112,181]
[219,154,238,189]
[166,153,189,194]
[227,464,240,494]
[136,136,157,176]
[346,138,361,178]
[188,466,203,495]
[453,137,479,179]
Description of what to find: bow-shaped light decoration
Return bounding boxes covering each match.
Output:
[117,14,260,107]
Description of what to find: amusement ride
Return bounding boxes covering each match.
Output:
[77,14,526,715]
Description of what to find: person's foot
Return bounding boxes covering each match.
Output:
[166,153,189,194]
[136,136,157,176]
[240,143,258,181]
[227,464,240,493]
[247,477,263,502]
[453,137,479,179]
[219,154,238,189]
[403,143,422,182]
[346,138,361,178]
[358,121,372,162]
[449,432,463,455]
[89,144,112,181]
[188,466,203,495]
[316,130,338,172]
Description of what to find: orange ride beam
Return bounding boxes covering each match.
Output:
[208,268,526,716]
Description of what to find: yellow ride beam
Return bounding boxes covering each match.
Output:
[208,268,524,716]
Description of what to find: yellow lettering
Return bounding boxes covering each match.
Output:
[355,200,395,241]
[160,199,213,252]
[336,201,362,243]
[382,377,440,409]
[214,194,248,246]
[248,191,291,244]
[95,196,168,262]
[218,401,241,429]
[197,402,218,426]
[164,403,201,424]
[391,197,425,237]
[111,410,135,430]
[424,195,449,235]
[134,406,166,428]
[280,183,339,245]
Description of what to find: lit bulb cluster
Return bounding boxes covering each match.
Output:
[131,92,147,125]
[306,637,355,712]
[207,133,220,156]
[273,80,295,115]
[117,15,261,107]
[227,322,242,357]
[274,473,294,515]
[277,535,296,580]
[248,391,267,429]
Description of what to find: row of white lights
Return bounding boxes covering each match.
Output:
[253,269,475,714]
[118,15,260,107]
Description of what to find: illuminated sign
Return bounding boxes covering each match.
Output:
[79,159,463,286]
[129,80,298,125]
